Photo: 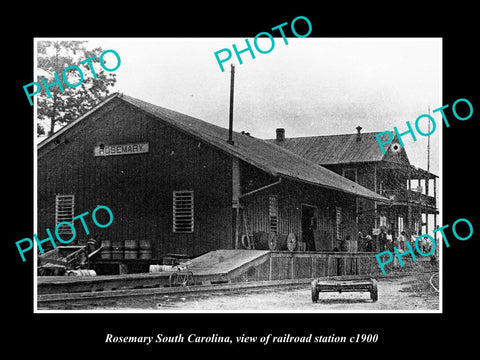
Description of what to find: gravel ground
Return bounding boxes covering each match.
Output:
[63,271,439,312]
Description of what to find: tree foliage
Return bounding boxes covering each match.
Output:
[37,41,117,137]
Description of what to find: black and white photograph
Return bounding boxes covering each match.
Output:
[33,37,441,313]
[6,7,478,355]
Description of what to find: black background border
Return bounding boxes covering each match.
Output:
[6,5,478,355]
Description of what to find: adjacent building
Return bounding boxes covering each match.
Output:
[269,127,438,251]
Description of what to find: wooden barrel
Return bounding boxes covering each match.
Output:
[111,240,124,260]
[272,233,296,251]
[268,233,297,251]
[268,233,284,250]
[101,239,112,259]
[253,232,269,250]
[138,240,152,259]
[124,239,139,259]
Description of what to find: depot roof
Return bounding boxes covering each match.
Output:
[38,93,389,202]
[266,132,438,178]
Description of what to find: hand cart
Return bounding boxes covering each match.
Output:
[37,245,103,276]
[311,278,378,303]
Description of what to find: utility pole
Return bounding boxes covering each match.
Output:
[426,106,431,237]
[427,105,431,173]
[228,64,235,145]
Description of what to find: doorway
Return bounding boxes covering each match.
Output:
[301,204,318,251]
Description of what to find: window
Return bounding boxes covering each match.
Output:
[55,195,75,236]
[336,207,343,240]
[173,191,194,233]
[269,195,278,233]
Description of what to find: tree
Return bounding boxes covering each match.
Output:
[37,41,117,137]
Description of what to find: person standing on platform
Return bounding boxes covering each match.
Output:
[358,231,365,252]
[379,227,388,252]
[410,231,416,246]
[386,229,393,252]
[365,235,373,252]
[398,231,407,252]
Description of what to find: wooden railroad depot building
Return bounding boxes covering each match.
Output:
[37,93,391,274]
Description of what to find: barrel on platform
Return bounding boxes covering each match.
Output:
[101,239,112,259]
[254,232,298,251]
[124,239,139,259]
[268,233,282,250]
[111,240,124,260]
[253,232,269,250]
[269,233,297,251]
[138,240,152,259]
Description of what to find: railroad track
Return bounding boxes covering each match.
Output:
[38,278,313,309]
[37,271,437,309]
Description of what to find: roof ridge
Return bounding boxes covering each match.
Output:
[118,94,388,202]
[265,131,385,141]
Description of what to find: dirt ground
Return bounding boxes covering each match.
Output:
[75,271,439,312]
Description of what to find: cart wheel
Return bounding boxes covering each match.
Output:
[311,280,319,303]
[169,272,179,287]
[370,279,378,302]
[185,271,196,286]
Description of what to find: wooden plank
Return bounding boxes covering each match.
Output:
[38,250,383,295]
[38,250,269,295]
[227,252,271,280]
[294,256,312,279]
[187,250,270,276]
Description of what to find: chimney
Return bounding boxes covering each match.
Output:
[276,128,285,142]
[356,126,362,141]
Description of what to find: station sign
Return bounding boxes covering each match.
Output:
[94,142,149,157]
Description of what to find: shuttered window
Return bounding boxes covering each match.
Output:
[55,195,75,236]
[173,191,194,233]
[336,207,343,241]
[269,195,278,233]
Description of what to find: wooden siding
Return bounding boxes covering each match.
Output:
[241,177,358,251]
[231,252,382,282]
[37,98,233,259]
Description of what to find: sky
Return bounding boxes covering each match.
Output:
[36,37,442,177]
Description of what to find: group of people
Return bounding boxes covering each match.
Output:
[378,228,433,254]
[359,228,434,255]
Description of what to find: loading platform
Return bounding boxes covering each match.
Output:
[37,250,381,296]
